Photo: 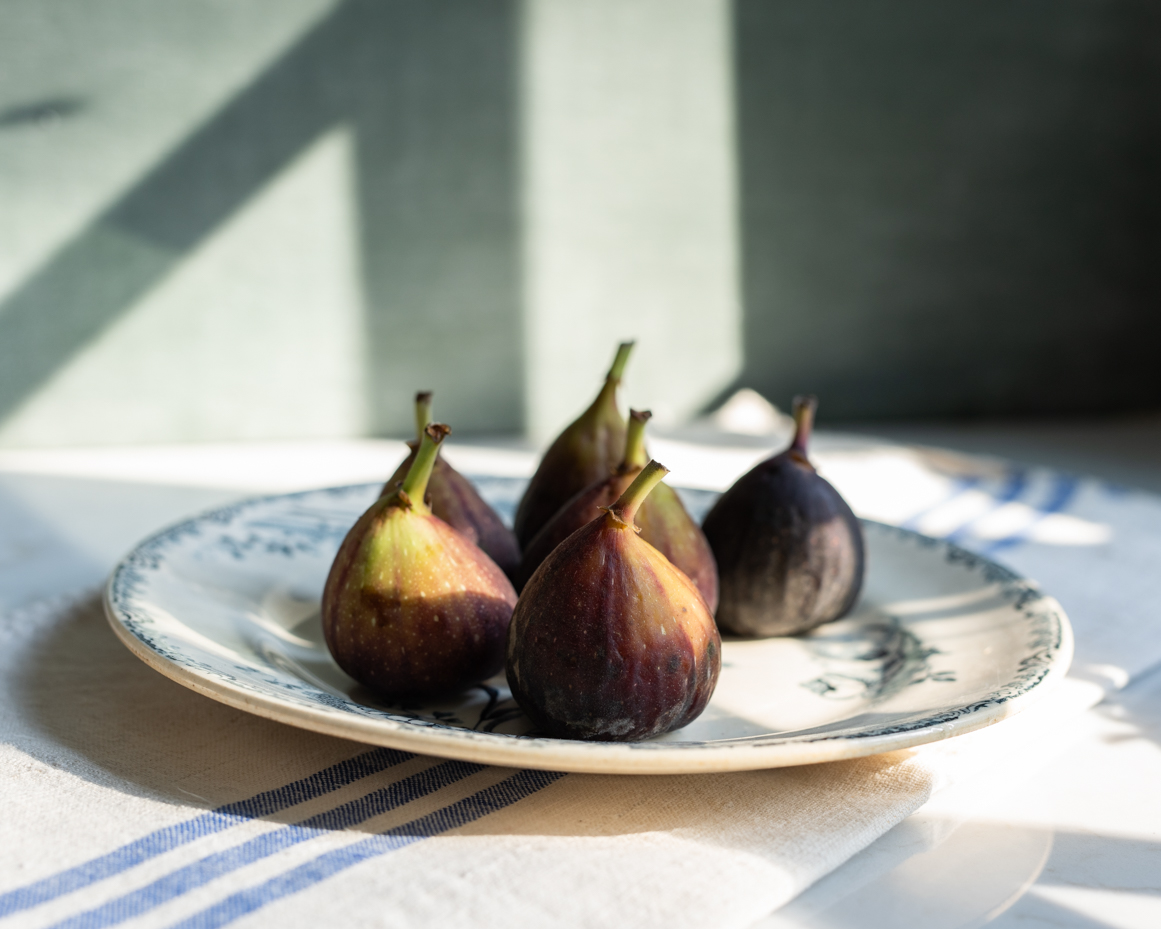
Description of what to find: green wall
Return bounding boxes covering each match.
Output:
[0,0,1156,447]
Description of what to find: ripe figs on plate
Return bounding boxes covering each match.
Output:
[702,395,864,637]
[324,424,518,700]
[516,409,719,611]
[382,392,521,580]
[513,342,633,548]
[507,460,721,741]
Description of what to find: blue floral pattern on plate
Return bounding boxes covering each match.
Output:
[104,479,1072,774]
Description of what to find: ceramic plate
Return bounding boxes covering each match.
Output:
[104,479,1072,774]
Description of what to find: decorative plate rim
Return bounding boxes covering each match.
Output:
[103,482,1074,775]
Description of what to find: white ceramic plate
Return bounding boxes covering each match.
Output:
[104,479,1072,775]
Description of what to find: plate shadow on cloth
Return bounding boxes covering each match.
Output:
[12,594,374,813]
[12,594,937,846]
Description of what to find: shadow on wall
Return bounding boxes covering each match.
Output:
[731,0,1161,421]
[0,97,87,129]
[0,0,522,436]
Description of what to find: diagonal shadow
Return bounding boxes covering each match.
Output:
[0,96,87,129]
[0,0,522,438]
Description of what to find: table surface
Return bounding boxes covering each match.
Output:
[756,414,1161,929]
[2,417,1158,929]
[760,656,1161,929]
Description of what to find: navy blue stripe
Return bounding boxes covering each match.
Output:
[986,474,1079,554]
[51,761,481,929]
[0,749,411,918]
[216,749,411,818]
[170,770,566,929]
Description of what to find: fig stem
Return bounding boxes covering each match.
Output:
[398,423,451,513]
[414,391,433,442]
[609,459,670,526]
[621,409,652,470]
[791,395,818,455]
[607,341,635,382]
[588,341,634,422]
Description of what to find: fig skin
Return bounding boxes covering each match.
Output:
[507,461,721,742]
[514,474,632,591]
[513,342,633,548]
[383,392,521,580]
[633,481,720,614]
[324,424,518,700]
[702,396,864,637]
[515,410,719,612]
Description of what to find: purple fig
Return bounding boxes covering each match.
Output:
[702,396,864,637]
[516,410,719,611]
[383,391,521,580]
[513,342,633,547]
[324,424,518,700]
[506,460,721,741]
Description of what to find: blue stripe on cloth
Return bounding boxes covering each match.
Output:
[171,769,566,929]
[901,475,981,531]
[945,468,1028,544]
[984,474,1079,554]
[50,760,482,929]
[0,749,411,919]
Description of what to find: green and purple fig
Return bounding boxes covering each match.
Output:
[702,395,864,637]
[383,391,521,580]
[515,410,719,611]
[507,460,721,741]
[324,423,518,700]
[513,342,634,548]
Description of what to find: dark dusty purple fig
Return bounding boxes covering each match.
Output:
[506,460,721,741]
[383,391,521,580]
[324,424,518,700]
[513,342,633,548]
[516,410,719,611]
[702,395,864,637]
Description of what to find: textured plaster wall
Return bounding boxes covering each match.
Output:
[0,1,1156,448]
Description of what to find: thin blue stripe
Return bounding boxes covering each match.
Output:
[171,770,566,929]
[52,761,481,929]
[945,468,1028,543]
[0,749,411,918]
[985,474,1079,554]
[901,476,980,531]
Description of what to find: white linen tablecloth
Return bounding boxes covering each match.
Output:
[1,435,1158,929]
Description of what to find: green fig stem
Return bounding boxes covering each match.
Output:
[587,341,634,422]
[608,459,669,527]
[607,341,634,382]
[791,395,817,456]
[620,409,651,471]
[414,391,433,442]
[396,423,450,513]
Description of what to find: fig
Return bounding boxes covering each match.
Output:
[702,395,864,637]
[516,410,719,611]
[506,460,721,741]
[512,342,633,547]
[324,423,518,700]
[383,391,521,580]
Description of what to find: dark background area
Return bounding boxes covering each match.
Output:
[732,0,1161,422]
